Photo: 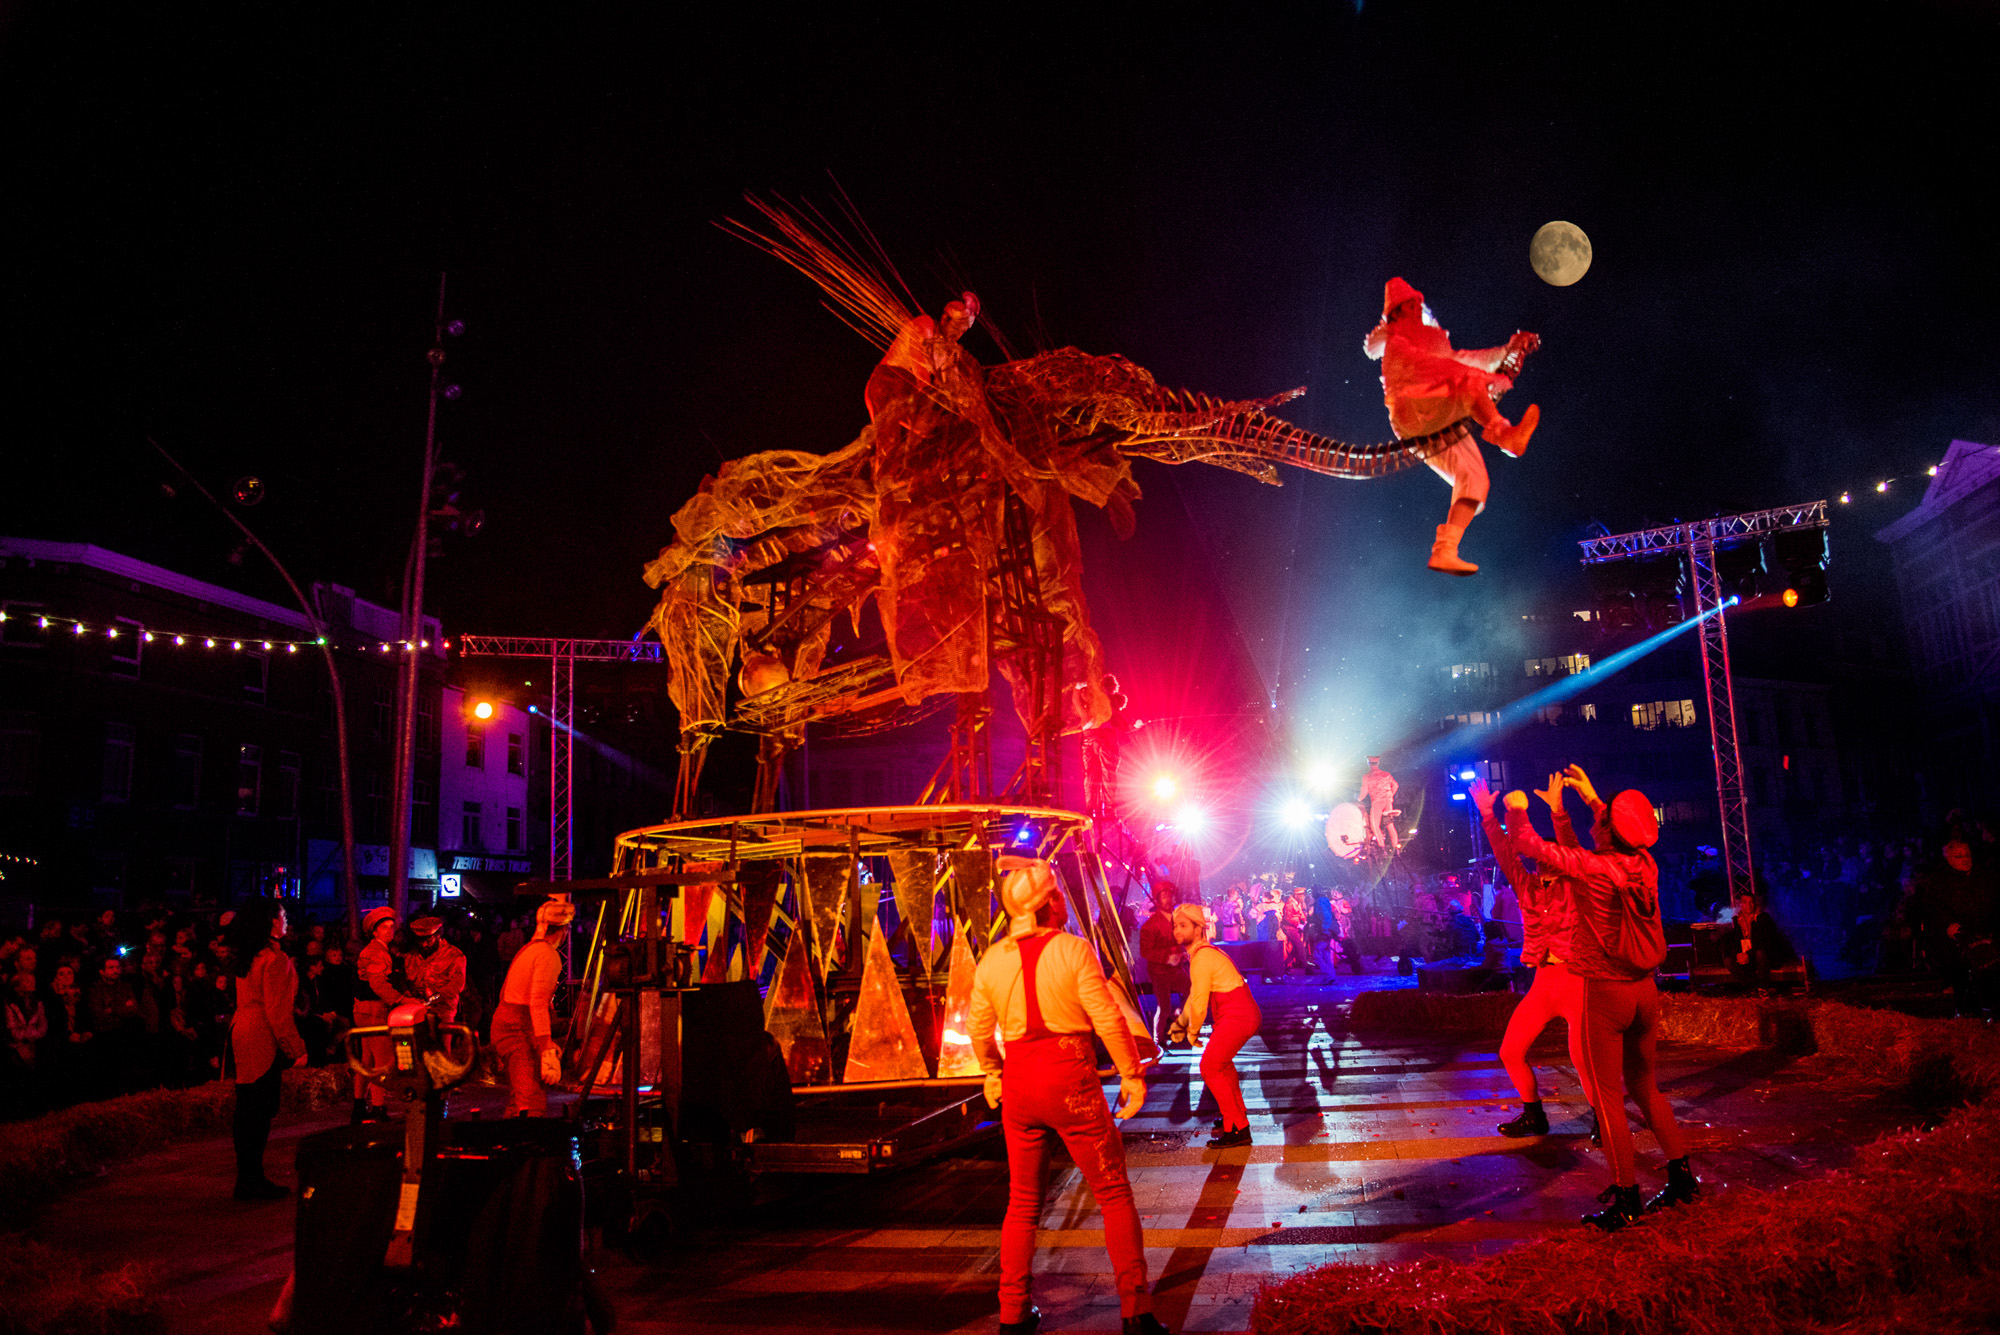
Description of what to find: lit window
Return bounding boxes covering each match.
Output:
[1580,703,1598,722]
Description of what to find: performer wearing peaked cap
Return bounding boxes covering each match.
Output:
[1502,765,1699,1231]
[490,897,574,1118]
[970,857,1171,1335]
[402,916,466,1024]
[1363,277,1540,576]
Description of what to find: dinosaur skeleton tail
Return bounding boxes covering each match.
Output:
[1120,384,1471,483]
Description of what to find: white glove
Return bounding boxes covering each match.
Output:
[983,1072,1004,1109]
[539,1047,562,1085]
[1114,1076,1146,1121]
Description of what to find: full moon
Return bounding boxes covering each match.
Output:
[1530,220,1592,286]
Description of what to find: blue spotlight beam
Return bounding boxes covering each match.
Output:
[1416,598,1735,771]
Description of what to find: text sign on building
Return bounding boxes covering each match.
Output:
[448,853,535,875]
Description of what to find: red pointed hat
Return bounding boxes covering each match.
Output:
[1382,277,1423,315]
[1608,790,1660,849]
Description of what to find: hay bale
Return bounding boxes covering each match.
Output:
[0,1066,347,1225]
[1252,1099,2000,1335]
[0,1235,162,1335]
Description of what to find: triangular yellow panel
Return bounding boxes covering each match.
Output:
[766,925,832,1087]
[888,849,939,974]
[935,927,983,1077]
[949,850,993,952]
[842,919,930,1083]
[801,853,852,970]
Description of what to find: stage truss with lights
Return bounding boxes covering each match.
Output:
[1579,499,1829,898]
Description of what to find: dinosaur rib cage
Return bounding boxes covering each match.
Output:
[1120,384,1471,482]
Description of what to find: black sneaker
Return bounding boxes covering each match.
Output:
[998,1306,1041,1335]
[1581,1184,1643,1231]
[1643,1157,1700,1213]
[1206,1127,1252,1148]
[1122,1315,1174,1335]
[1496,1101,1549,1138]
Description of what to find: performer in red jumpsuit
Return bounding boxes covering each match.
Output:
[402,916,467,1024]
[970,858,1170,1335]
[1363,278,1539,576]
[1169,903,1262,1148]
[1471,775,1600,1139]
[352,906,411,1120]
[1502,767,1700,1229]
[490,898,573,1117]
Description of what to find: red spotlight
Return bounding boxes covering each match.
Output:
[1151,774,1179,802]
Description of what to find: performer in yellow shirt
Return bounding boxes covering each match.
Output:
[970,857,1170,1335]
[1169,902,1262,1148]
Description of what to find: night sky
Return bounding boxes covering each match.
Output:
[4,3,1997,777]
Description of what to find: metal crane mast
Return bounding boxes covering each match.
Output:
[1579,500,1829,898]
[455,636,664,881]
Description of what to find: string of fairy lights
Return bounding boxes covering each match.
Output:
[1835,454,1964,507]
[0,609,447,656]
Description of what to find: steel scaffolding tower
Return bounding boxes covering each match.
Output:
[456,636,664,881]
[1579,500,1828,898]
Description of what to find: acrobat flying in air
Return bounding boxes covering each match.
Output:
[1364,278,1540,576]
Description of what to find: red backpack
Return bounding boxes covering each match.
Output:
[1580,854,1668,974]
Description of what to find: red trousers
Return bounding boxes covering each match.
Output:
[1200,986,1262,1132]
[1581,976,1689,1186]
[1498,960,1597,1108]
[1000,1032,1150,1321]
[351,1000,390,1106]
[489,1002,547,1117]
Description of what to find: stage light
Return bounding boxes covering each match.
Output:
[1304,760,1337,794]
[1876,481,1888,492]
[1151,774,1179,801]
[1929,465,1939,477]
[1450,792,1467,802]
[1783,588,1800,608]
[1175,804,1209,835]
[1459,768,1476,782]
[1839,492,1851,504]
[473,701,495,720]
[1280,798,1311,828]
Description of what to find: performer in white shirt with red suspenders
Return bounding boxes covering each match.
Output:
[970,857,1171,1335]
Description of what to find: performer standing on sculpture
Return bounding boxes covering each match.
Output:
[1363,278,1540,575]
[971,858,1169,1335]
[1501,767,1699,1230]
[1168,902,1262,1148]
[1470,775,1600,1141]
[1360,756,1401,853]
[490,897,574,1117]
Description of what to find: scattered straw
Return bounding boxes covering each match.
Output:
[1252,1099,2000,1335]
[1348,989,1523,1033]
[0,1235,162,1335]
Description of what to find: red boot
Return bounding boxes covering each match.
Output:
[1487,403,1540,457]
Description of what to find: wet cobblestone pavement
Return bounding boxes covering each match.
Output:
[29,974,1917,1334]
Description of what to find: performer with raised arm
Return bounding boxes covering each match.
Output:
[1471,774,1600,1140]
[1501,766,1699,1230]
[1360,756,1401,853]
[971,857,1170,1335]
[1363,278,1540,575]
[1168,902,1263,1148]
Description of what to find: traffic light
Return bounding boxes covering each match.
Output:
[1772,528,1831,608]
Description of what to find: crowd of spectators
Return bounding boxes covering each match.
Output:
[0,900,533,1122]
